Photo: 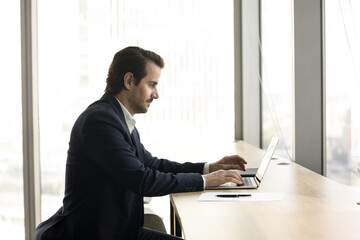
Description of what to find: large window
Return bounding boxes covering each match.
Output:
[37,0,234,227]
[261,0,293,159]
[325,0,360,186]
[10,1,360,239]
[0,1,24,239]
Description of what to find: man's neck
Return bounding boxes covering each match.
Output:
[114,93,134,116]
[114,93,136,133]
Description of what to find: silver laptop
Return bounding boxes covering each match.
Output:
[208,136,279,189]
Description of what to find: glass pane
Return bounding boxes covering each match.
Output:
[38,0,234,227]
[325,0,360,186]
[38,0,88,221]
[261,0,293,159]
[0,1,24,239]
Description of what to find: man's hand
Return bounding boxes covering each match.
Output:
[203,170,243,188]
[209,155,247,173]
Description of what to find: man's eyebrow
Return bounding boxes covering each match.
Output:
[149,80,158,85]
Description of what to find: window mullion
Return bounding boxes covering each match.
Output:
[21,0,41,239]
[293,0,325,174]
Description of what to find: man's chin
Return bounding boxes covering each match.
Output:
[138,107,149,114]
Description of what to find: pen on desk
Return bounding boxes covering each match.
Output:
[216,194,251,198]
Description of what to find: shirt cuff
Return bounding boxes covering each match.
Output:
[203,162,210,174]
[202,175,206,189]
[202,163,210,189]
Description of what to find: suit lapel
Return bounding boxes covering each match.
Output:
[101,92,142,160]
[101,93,134,144]
[101,93,129,132]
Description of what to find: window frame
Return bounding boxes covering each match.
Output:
[293,0,325,175]
[21,0,41,239]
[240,0,325,174]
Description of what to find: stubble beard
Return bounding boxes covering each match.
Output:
[129,98,149,114]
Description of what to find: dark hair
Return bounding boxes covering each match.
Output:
[105,46,164,94]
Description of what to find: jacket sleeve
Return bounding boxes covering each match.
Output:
[82,109,204,196]
[140,142,205,174]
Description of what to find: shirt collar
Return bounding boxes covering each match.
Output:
[114,96,136,134]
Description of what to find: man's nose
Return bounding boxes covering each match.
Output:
[152,89,159,99]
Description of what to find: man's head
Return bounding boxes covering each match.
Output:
[106,47,164,116]
[105,46,164,94]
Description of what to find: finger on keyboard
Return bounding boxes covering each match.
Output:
[220,182,237,187]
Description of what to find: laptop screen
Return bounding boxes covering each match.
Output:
[255,136,279,181]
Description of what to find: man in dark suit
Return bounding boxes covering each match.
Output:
[34,46,247,240]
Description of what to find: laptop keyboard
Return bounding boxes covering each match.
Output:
[243,177,257,186]
[219,177,257,187]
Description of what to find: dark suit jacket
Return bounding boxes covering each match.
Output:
[35,92,204,240]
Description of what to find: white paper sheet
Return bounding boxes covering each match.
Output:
[198,192,284,202]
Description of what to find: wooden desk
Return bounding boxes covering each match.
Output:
[170,141,360,240]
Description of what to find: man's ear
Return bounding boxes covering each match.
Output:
[123,72,134,90]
